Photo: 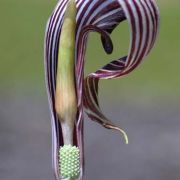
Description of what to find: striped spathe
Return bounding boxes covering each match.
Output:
[44,1,159,179]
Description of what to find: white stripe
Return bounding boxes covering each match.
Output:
[86,78,99,110]
[76,0,98,44]
[98,21,118,28]
[129,0,147,68]
[86,0,117,25]
[126,0,140,67]
[140,0,153,56]
[93,8,122,24]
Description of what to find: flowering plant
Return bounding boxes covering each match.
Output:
[44,0,159,179]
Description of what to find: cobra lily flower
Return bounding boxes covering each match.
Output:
[44,0,159,179]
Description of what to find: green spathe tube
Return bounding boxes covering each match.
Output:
[55,0,77,146]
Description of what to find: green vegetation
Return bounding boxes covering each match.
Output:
[0,0,179,100]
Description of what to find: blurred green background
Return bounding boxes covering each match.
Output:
[0,0,179,98]
[0,0,180,180]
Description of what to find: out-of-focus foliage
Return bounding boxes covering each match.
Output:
[0,0,179,99]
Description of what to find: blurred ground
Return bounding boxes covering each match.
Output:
[0,0,180,180]
[0,93,180,180]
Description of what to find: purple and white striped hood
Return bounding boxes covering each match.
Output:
[45,0,159,179]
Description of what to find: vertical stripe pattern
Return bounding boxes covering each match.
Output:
[83,0,159,150]
[44,0,159,179]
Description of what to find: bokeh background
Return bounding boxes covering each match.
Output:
[0,0,180,180]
